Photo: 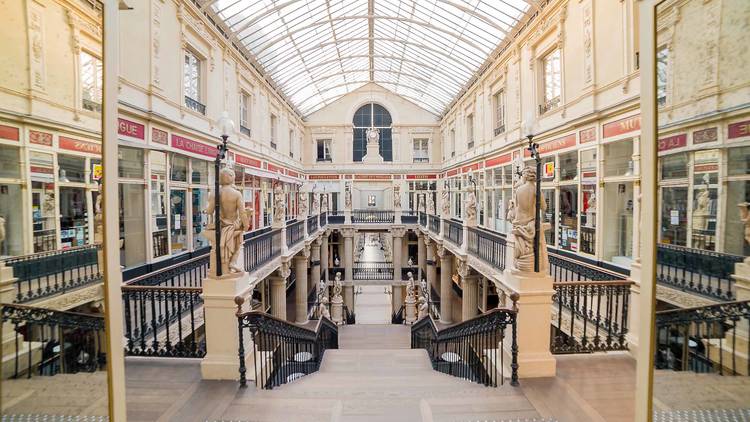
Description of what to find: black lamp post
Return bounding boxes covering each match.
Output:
[214,112,235,277]
[524,120,541,273]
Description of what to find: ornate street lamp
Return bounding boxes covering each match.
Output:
[214,111,235,276]
[523,115,541,273]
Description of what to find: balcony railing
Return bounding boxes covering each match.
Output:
[550,280,633,354]
[307,214,319,235]
[244,228,282,273]
[125,252,208,288]
[316,157,332,163]
[539,96,560,115]
[413,157,429,163]
[286,220,305,247]
[352,210,395,223]
[547,249,627,283]
[319,211,327,228]
[467,227,506,271]
[82,98,101,113]
[411,302,519,387]
[655,300,750,375]
[1,303,105,379]
[429,215,440,234]
[2,244,102,303]
[236,307,338,389]
[656,243,743,301]
[328,210,345,224]
[419,212,427,227]
[270,141,277,150]
[353,262,394,280]
[240,125,251,137]
[122,285,205,358]
[185,95,206,115]
[493,125,505,136]
[444,219,463,247]
[401,210,418,224]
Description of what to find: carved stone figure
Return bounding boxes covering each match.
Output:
[204,168,251,274]
[427,194,435,215]
[318,296,331,319]
[321,193,329,212]
[586,192,596,228]
[362,128,384,163]
[311,193,320,214]
[510,166,546,272]
[273,181,285,226]
[344,182,352,210]
[366,127,380,144]
[417,296,428,319]
[417,194,424,213]
[441,189,450,215]
[466,191,477,227]
[333,271,343,299]
[298,192,308,219]
[393,184,401,209]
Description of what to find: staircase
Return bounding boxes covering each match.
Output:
[1,371,109,417]
[653,370,750,412]
[229,324,537,422]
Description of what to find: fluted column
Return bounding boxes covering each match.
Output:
[460,264,478,321]
[295,246,310,324]
[425,237,437,293]
[392,227,407,313]
[342,228,355,310]
[270,262,290,320]
[437,244,453,324]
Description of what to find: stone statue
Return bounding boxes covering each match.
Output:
[738,203,750,262]
[321,193,329,212]
[333,271,343,299]
[417,295,428,319]
[298,192,308,219]
[366,127,380,144]
[344,182,352,210]
[311,193,320,214]
[586,193,596,228]
[319,296,331,319]
[466,190,477,227]
[510,166,547,272]
[273,181,285,226]
[204,168,251,274]
[427,194,435,215]
[441,189,450,215]
[393,184,401,209]
[417,194,424,213]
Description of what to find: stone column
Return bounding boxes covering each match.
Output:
[460,267,479,321]
[342,228,355,310]
[392,227,406,313]
[270,263,290,320]
[417,233,426,282]
[437,244,453,324]
[321,231,329,282]
[425,237,437,294]
[295,246,310,324]
[311,238,322,291]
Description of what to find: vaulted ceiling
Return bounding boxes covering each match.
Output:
[203,0,535,116]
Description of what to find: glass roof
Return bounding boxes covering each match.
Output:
[206,0,533,116]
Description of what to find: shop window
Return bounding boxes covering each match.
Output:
[602,183,633,266]
[90,158,102,184]
[660,186,688,246]
[191,158,209,184]
[503,164,513,185]
[604,141,634,177]
[580,183,596,255]
[170,189,187,253]
[118,147,144,179]
[80,51,102,113]
[691,149,719,251]
[150,151,168,258]
[317,139,332,162]
[558,185,578,252]
[58,154,86,183]
[0,145,21,179]
[59,187,88,248]
[542,189,556,247]
[728,146,750,176]
[30,151,56,252]
[119,184,146,267]
[170,154,188,182]
[0,183,24,257]
[581,149,597,180]
[725,180,750,256]
[541,49,561,114]
[660,152,688,180]
[559,151,578,181]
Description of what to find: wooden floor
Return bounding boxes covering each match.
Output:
[124,349,637,422]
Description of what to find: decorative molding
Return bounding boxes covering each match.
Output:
[27,1,47,94]
[278,261,292,279]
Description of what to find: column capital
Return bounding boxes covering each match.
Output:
[436,243,448,259]
[424,236,433,247]
[277,261,291,279]
[313,236,323,247]
[298,245,311,259]
[391,227,407,238]
[341,227,356,238]
[457,260,470,278]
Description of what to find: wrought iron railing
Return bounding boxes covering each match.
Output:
[401,210,419,224]
[550,280,633,354]
[328,210,345,224]
[1,303,105,379]
[319,211,327,228]
[240,125,251,137]
[125,253,208,288]
[392,305,405,324]
[444,219,463,246]
[411,299,519,387]
[2,244,102,303]
[244,228,282,273]
[307,214,319,235]
[656,244,743,301]
[121,285,205,358]
[467,227,506,271]
[547,250,626,283]
[286,220,305,248]
[429,215,440,234]
[655,300,750,376]
[419,212,427,227]
[236,303,339,389]
[352,210,395,223]
[184,95,206,114]
[353,262,394,280]
[494,124,505,136]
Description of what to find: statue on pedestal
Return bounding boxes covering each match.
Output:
[318,296,331,320]
[466,191,477,227]
[311,193,319,214]
[273,181,284,226]
[427,194,435,215]
[204,168,251,274]
[321,193,329,212]
[298,192,308,219]
[509,166,547,273]
[441,189,450,215]
[333,272,343,300]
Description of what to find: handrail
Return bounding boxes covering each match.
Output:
[235,296,339,389]
[124,253,209,286]
[656,243,743,301]
[547,251,626,282]
[411,293,519,387]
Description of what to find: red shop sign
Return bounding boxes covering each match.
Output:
[171,134,215,158]
[602,115,641,138]
[59,136,102,154]
[118,118,145,140]
[658,134,687,152]
[152,128,168,145]
[524,133,576,157]
[309,174,340,180]
[29,130,53,146]
[579,127,597,144]
[0,124,19,141]
[485,153,512,168]
[235,153,261,168]
[728,119,750,140]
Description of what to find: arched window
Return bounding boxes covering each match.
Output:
[352,103,392,162]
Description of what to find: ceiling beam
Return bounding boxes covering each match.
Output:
[368,0,374,82]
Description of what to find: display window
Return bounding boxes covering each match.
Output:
[543,188,556,247]
[603,140,634,177]
[0,183,23,257]
[170,153,188,182]
[59,187,88,248]
[691,150,719,250]
[150,151,169,258]
[0,144,21,179]
[558,185,578,252]
[119,147,144,178]
[660,152,688,180]
[29,151,57,252]
[119,183,146,268]
[559,151,578,181]
[603,182,634,266]
[170,189,188,253]
[728,146,750,176]
[660,186,688,246]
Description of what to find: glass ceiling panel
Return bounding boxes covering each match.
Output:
[209,0,532,116]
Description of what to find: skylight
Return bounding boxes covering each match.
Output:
[205,0,533,116]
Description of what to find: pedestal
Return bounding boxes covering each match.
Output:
[331,295,343,325]
[201,271,255,380]
[626,261,643,357]
[405,295,417,324]
[395,209,402,225]
[500,269,557,378]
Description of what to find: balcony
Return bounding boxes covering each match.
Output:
[185,96,206,115]
[539,96,560,115]
[467,140,474,149]
[444,219,463,246]
[494,124,505,136]
[351,210,394,223]
[286,219,305,247]
[316,157,332,163]
[240,125,251,137]
[270,141,277,150]
[82,98,101,113]
[413,157,429,163]
[656,243,742,301]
